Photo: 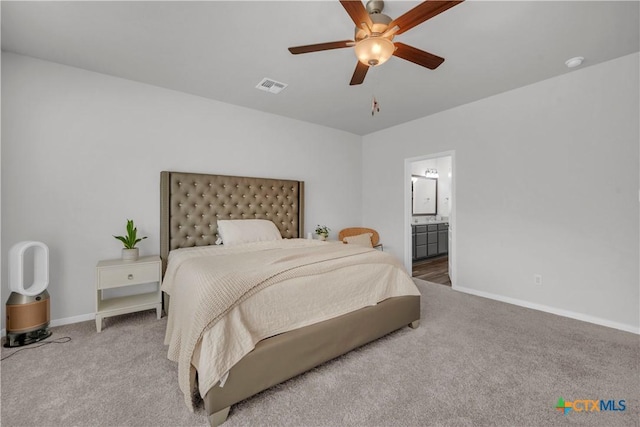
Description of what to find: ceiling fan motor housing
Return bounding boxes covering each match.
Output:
[366,0,385,14]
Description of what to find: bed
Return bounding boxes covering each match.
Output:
[160,171,421,426]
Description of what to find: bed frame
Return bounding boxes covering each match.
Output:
[160,171,420,426]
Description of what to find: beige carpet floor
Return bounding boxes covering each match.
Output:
[1,279,638,426]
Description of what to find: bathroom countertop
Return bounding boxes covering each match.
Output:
[412,220,449,225]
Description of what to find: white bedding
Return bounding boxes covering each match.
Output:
[162,239,420,407]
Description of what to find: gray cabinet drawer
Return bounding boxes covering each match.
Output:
[415,225,427,233]
[416,233,427,245]
[427,231,437,244]
[438,230,448,254]
[416,245,427,259]
[427,224,438,232]
[427,243,438,256]
[438,223,449,231]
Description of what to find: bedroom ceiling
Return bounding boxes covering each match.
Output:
[1,1,639,136]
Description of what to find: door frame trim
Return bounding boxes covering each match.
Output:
[404,150,456,286]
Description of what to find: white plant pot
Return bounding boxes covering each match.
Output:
[122,248,139,262]
[317,234,327,241]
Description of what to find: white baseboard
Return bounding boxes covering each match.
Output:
[1,313,95,337]
[453,285,640,335]
[50,313,95,328]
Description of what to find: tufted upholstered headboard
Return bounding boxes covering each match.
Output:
[160,171,304,274]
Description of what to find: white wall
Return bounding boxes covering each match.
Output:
[1,53,363,327]
[363,53,639,332]
[3,51,638,333]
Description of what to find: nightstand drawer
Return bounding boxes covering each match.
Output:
[98,263,159,290]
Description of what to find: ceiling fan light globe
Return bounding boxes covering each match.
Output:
[354,37,394,67]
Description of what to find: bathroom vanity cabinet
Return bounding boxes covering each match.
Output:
[412,223,448,261]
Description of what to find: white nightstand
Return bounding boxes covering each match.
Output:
[95,255,162,332]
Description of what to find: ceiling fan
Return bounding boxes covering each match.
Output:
[288,0,463,86]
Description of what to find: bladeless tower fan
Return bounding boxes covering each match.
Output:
[5,241,52,347]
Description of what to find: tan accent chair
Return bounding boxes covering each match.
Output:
[338,227,382,250]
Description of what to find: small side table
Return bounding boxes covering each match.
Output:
[95,255,162,332]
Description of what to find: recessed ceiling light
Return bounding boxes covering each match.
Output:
[565,57,584,68]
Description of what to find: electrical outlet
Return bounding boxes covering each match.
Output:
[534,274,543,285]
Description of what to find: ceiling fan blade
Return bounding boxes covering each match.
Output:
[288,40,355,55]
[388,1,464,35]
[350,61,369,85]
[393,42,445,70]
[340,0,373,31]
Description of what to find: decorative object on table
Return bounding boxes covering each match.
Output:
[113,219,147,262]
[5,241,52,348]
[315,225,330,241]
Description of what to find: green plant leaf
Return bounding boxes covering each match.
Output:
[114,219,147,249]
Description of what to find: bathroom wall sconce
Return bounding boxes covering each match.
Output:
[425,169,439,178]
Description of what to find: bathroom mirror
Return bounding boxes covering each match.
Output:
[412,176,437,215]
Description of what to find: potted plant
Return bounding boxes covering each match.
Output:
[315,225,330,241]
[114,219,147,262]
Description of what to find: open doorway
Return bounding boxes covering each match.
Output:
[404,152,455,287]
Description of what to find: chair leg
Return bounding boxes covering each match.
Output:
[208,406,230,427]
[409,320,420,329]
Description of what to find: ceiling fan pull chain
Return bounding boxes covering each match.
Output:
[371,65,380,117]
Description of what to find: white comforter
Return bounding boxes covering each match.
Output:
[162,239,420,409]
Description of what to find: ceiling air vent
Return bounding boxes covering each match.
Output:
[256,78,288,94]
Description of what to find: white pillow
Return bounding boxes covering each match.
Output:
[217,219,282,246]
[343,233,373,248]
